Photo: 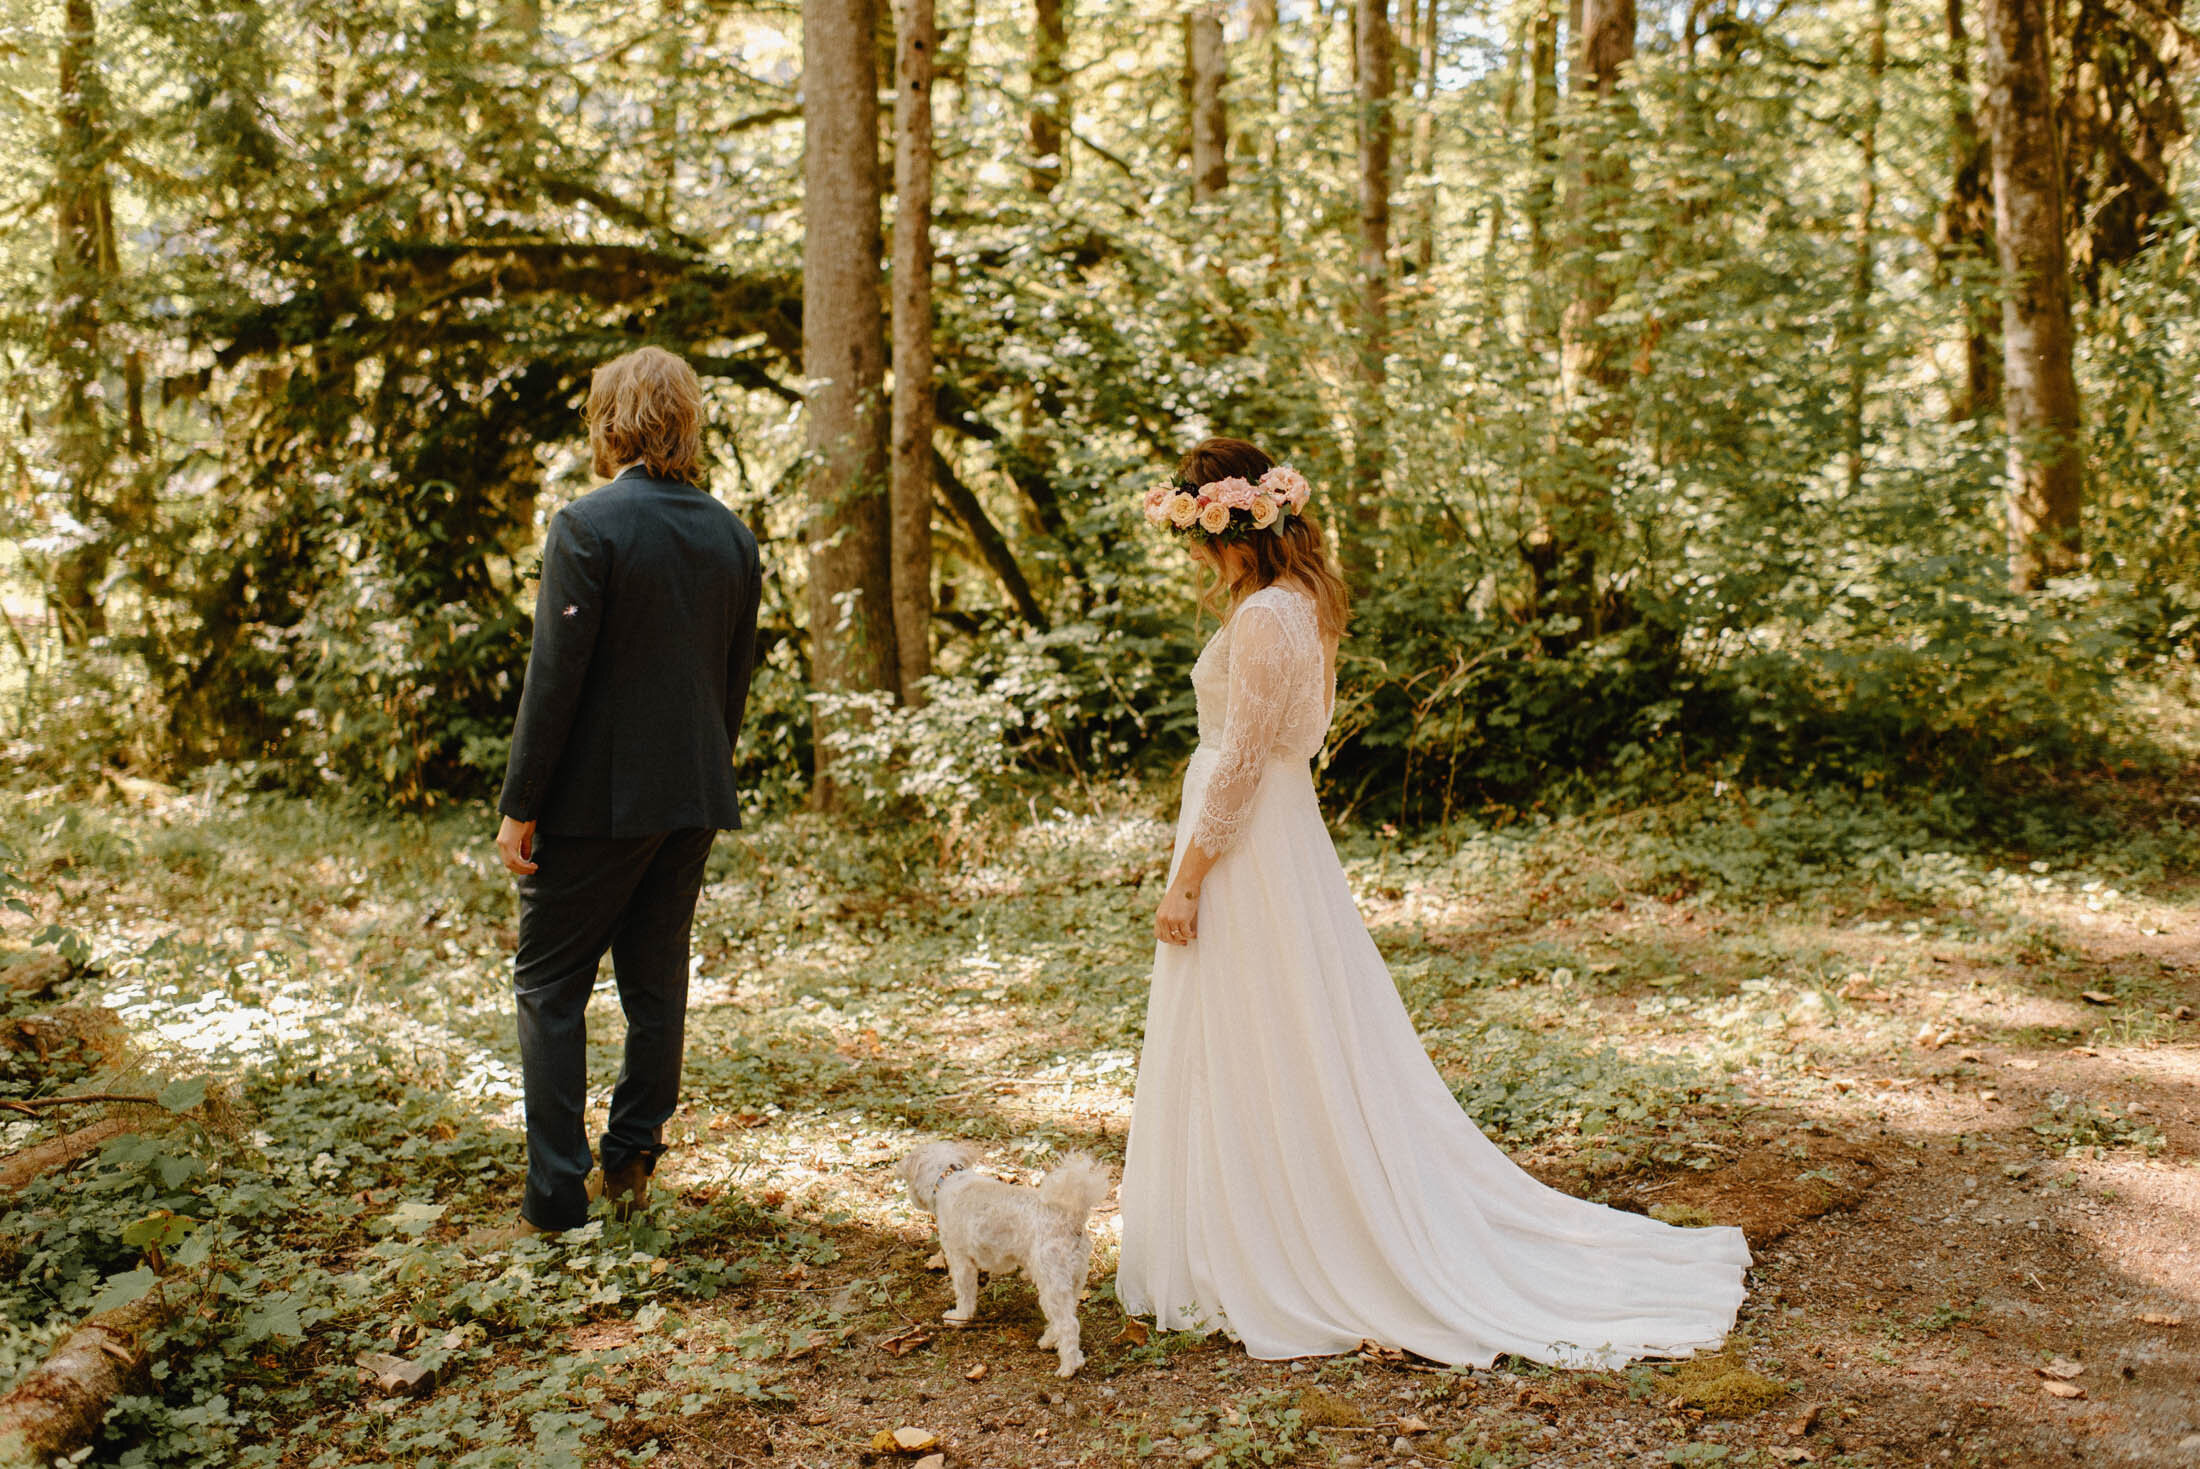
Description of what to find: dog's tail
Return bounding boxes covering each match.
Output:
[1038,1152,1113,1221]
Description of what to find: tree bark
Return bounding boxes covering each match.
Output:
[1938,0,2000,423]
[1348,0,1394,575]
[1189,6,1228,203]
[1526,0,1559,284]
[1981,0,2085,590]
[1536,0,1634,644]
[50,0,111,644]
[1842,0,1886,497]
[1410,0,1439,276]
[804,0,900,800]
[1028,0,1068,194]
[891,0,938,701]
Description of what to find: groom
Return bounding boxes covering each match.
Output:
[492,345,762,1236]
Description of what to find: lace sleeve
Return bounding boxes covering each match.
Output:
[1188,599,1311,858]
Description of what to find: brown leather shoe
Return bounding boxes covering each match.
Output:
[600,1160,650,1220]
[464,1217,560,1252]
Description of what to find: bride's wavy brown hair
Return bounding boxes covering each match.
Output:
[1178,437,1350,641]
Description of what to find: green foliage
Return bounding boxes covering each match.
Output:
[0,0,2190,820]
[2028,1091,2166,1157]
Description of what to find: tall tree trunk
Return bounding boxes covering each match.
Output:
[1939,0,1999,422]
[1189,6,1228,202]
[1348,0,1394,576]
[1981,0,2084,590]
[1027,0,1067,194]
[1410,0,1438,276]
[1535,0,1633,644]
[1245,0,1282,258]
[51,0,111,644]
[1842,0,1886,497]
[1526,0,1559,282]
[891,0,937,701]
[646,0,683,221]
[804,0,900,801]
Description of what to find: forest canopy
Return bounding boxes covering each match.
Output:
[0,0,2195,824]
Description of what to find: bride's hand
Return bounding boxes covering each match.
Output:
[1154,882,1200,946]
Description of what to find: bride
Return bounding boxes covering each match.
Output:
[1116,437,1751,1368]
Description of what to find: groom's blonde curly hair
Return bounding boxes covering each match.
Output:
[587,346,704,483]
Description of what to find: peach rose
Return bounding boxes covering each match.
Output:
[1250,495,1281,529]
[1168,492,1201,528]
[1198,500,1233,534]
[1261,465,1311,511]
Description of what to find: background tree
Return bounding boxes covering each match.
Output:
[1189,6,1227,204]
[1349,0,1394,574]
[805,0,900,794]
[892,0,939,701]
[1983,0,2086,589]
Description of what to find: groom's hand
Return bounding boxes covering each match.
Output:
[497,817,539,876]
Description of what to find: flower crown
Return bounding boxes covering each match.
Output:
[1141,465,1313,543]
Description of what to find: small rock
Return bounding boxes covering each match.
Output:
[2040,1357,2085,1380]
[2041,1380,2085,1400]
[914,1458,945,1469]
[891,1426,939,1451]
[965,1362,988,1381]
[1391,1435,1413,1455]
[2178,1432,2200,1452]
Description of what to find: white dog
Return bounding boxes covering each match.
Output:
[896,1142,1113,1377]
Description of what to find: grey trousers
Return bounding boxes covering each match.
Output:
[512,826,715,1230]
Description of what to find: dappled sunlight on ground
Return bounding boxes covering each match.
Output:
[3,786,2199,1465]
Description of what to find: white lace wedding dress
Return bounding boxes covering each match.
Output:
[1116,584,1751,1367]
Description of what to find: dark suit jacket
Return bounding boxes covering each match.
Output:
[498,467,763,837]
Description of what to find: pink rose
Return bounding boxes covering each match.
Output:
[1197,500,1232,534]
[1167,492,1201,528]
[1209,476,1258,509]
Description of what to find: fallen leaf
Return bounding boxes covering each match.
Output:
[1771,1449,1817,1465]
[879,1325,932,1358]
[924,1251,947,1272]
[1356,1340,1406,1365]
[1396,1414,1430,1434]
[1115,1316,1150,1347]
[1790,1403,1823,1436]
[2041,1380,2085,1400]
[2039,1357,2085,1380]
[2138,1312,2184,1327]
[2080,991,2115,1006]
[965,1362,988,1381]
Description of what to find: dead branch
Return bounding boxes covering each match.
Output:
[0,1116,141,1199]
[0,1291,173,1466]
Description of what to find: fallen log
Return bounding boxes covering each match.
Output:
[1,1006,132,1072]
[0,1116,141,1199]
[0,1291,174,1467]
[0,954,72,1003]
